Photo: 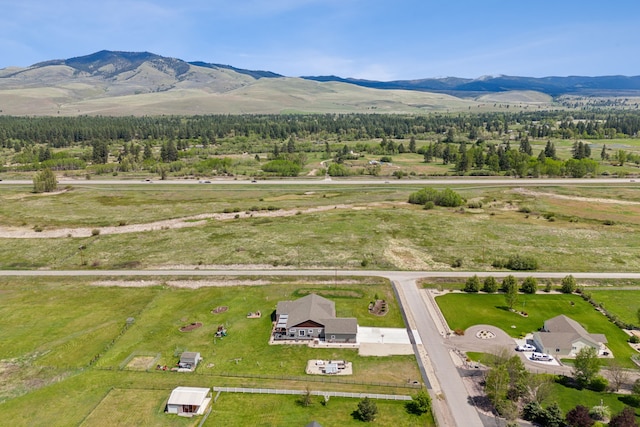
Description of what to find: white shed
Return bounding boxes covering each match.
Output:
[166,386,211,415]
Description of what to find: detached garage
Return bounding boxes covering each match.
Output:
[166,386,211,416]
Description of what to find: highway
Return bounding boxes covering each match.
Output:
[0,177,638,186]
[2,268,639,426]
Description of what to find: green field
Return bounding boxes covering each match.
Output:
[0,277,425,426]
[435,292,636,367]
[589,290,640,327]
[1,184,640,272]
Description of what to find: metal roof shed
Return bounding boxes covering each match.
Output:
[166,386,211,415]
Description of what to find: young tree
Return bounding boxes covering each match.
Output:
[566,405,595,427]
[356,397,378,422]
[406,390,431,415]
[409,136,416,153]
[483,276,499,293]
[541,402,565,427]
[607,360,629,392]
[464,275,481,293]
[608,407,639,427]
[573,347,600,388]
[33,168,57,193]
[502,275,518,310]
[561,275,577,293]
[521,277,538,294]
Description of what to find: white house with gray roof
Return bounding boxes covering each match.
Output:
[532,315,607,357]
[274,294,358,343]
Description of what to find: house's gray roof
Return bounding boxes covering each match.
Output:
[537,315,607,350]
[167,387,209,406]
[277,294,335,328]
[180,351,200,363]
[324,318,358,335]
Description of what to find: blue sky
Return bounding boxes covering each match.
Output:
[1,0,639,80]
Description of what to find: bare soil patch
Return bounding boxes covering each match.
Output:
[512,188,640,205]
[212,306,228,314]
[179,322,203,332]
[125,356,155,370]
[0,202,396,239]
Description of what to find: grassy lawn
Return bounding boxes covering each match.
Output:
[99,281,414,384]
[550,381,640,423]
[0,277,421,425]
[435,292,636,367]
[589,290,640,327]
[208,393,434,427]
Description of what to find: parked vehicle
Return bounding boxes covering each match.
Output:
[516,344,536,352]
[531,352,553,361]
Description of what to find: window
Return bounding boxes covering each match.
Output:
[331,335,336,340]
[309,329,314,334]
[299,330,305,337]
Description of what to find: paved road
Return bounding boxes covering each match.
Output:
[2,268,639,427]
[0,177,638,186]
[2,269,640,280]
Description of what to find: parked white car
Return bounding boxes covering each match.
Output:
[531,352,553,362]
[516,344,537,352]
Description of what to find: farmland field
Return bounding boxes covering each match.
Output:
[1,184,640,272]
[0,276,424,426]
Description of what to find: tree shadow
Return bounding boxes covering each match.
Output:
[468,395,495,413]
[495,305,511,312]
[618,395,640,407]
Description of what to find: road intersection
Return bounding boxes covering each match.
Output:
[2,268,639,426]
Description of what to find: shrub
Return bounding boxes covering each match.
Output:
[464,275,480,292]
[467,200,483,209]
[561,275,577,293]
[629,335,640,344]
[424,201,435,210]
[33,168,58,193]
[356,397,378,422]
[451,258,463,268]
[521,276,538,294]
[261,159,301,176]
[505,254,538,271]
[408,188,439,205]
[91,229,100,236]
[435,188,464,207]
[565,405,595,427]
[587,375,608,392]
[483,276,499,293]
[588,404,610,422]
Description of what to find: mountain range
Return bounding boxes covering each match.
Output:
[0,50,638,116]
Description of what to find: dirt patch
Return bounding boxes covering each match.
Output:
[0,202,394,239]
[384,239,450,270]
[512,188,640,205]
[126,356,156,370]
[179,322,203,332]
[212,306,228,314]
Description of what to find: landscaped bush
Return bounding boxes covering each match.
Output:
[464,275,480,292]
[482,276,499,293]
[587,375,609,392]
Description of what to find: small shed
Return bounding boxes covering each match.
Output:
[166,386,211,415]
[179,351,201,369]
